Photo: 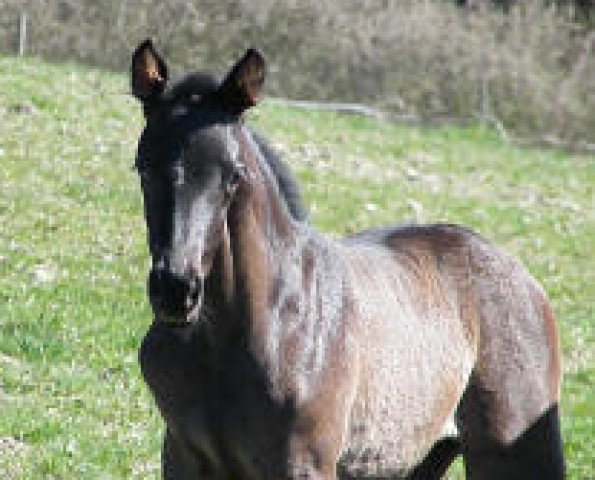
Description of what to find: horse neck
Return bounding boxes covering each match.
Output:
[225,127,299,334]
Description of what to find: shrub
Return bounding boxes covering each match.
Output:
[0,0,593,143]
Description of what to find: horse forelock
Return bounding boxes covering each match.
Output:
[162,71,220,104]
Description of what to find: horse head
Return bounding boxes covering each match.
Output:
[131,40,265,325]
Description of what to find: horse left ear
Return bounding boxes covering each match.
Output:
[131,39,168,102]
[218,48,265,115]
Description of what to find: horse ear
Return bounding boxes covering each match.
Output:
[218,48,265,115]
[131,39,168,101]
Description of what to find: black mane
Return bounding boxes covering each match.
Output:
[251,131,308,222]
[163,72,308,222]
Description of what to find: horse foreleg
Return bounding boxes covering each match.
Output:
[284,428,342,480]
[286,446,338,480]
[162,429,221,480]
[287,465,337,480]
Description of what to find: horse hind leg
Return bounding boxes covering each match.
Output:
[458,243,565,479]
[457,379,565,480]
[339,439,462,480]
[406,438,462,480]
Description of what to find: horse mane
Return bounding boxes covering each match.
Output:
[163,72,308,222]
[250,131,308,222]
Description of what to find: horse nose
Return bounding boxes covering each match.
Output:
[148,266,202,321]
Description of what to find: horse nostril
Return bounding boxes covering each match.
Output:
[186,278,203,311]
[148,268,200,319]
[188,278,205,322]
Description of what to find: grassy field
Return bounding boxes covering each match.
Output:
[0,57,592,478]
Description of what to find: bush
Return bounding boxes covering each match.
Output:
[0,0,593,143]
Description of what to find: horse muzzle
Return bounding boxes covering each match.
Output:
[148,267,203,325]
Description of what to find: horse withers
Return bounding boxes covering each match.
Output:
[130,40,565,479]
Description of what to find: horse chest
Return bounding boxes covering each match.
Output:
[140,325,305,473]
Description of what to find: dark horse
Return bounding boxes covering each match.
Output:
[130,40,565,479]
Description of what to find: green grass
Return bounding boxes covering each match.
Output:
[0,57,593,479]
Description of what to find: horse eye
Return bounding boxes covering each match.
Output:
[229,170,242,186]
[225,168,244,196]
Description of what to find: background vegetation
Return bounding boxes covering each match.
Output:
[0,0,594,145]
[0,56,592,478]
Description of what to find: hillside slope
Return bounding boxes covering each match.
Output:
[0,57,593,478]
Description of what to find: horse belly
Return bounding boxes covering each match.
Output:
[340,252,475,476]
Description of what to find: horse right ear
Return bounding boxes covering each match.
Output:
[217,48,265,115]
[131,39,168,102]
